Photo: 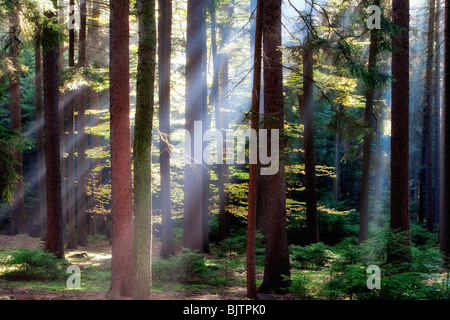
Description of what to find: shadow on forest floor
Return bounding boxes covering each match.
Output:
[0,234,291,300]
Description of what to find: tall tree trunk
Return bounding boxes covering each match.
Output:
[67,0,77,249]
[77,0,88,246]
[133,0,156,300]
[334,132,340,205]
[88,0,104,234]
[247,0,262,300]
[58,0,66,240]
[423,0,436,232]
[440,0,450,263]
[389,0,411,263]
[108,0,133,298]
[9,10,26,235]
[201,3,210,254]
[183,0,206,252]
[334,105,341,205]
[359,9,380,243]
[433,0,441,226]
[42,10,64,259]
[158,0,174,258]
[35,35,47,241]
[300,36,320,244]
[258,0,290,294]
[218,54,230,239]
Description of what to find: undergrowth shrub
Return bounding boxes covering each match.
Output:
[152,250,210,284]
[290,242,334,269]
[2,248,67,281]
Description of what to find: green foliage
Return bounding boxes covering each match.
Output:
[152,250,210,284]
[290,242,334,269]
[2,248,67,281]
[0,127,22,204]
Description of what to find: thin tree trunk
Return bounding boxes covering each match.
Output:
[108,0,133,298]
[440,0,450,263]
[258,0,290,294]
[389,0,411,263]
[359,10,380,243]
[334,106,341,205]
[158,0,174,258]
[67,0,77,249]
[88,0,103,235]
[247,0,262,300]
[76,0,88,246]
[9,10,26,235]
[58,0,66,240]
[424,0,436,233]
[201,4,210,253]
[35,35,47,241]
[183,0,205,252]
[43,10,64,259]
[300,36,320,244]
[433,0,441,226]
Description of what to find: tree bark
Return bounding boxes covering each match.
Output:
[133,0,156,300]
[258,0,290,294]
[440,0,450,263]
[67,0,77,249]
[35,35,47,241]
[158,0,174,258]
[389,0,411,263]
[9,10,26,235]
[359,8,380,243]
[247,0,262,300]
[43,10,64,259]
[77,0,88,246]
[108,0,133,298]
[58,0,66,240]
[423,0,436,232]
[300,37,320,244]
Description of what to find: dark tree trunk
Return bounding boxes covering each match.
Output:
[76,0,88,246]
[300,37,320,244]
[201,3,210,254]
[247,0,262,300]
[35,36,47,241]
[158,0,174,258]
[43,10,64,259]
[258,0,290,294]
[9,11,26,235]
[108,0,134,298]
[423,0,436,233]
[389,0,411,263]
[183,0,206,252]
[359,8,380,243]
[67,0,77,249]
[433,0,441,226]
[58,1,66,240]
[440,0,450,263]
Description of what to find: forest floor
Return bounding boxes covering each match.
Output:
[0,234,294,300]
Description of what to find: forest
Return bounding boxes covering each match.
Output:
[0,0,450,304]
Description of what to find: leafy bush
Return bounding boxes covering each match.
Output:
[2,248,67,281]
[290,242,334,269]
[152,250,209,284]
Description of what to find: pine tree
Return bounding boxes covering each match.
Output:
[258,0,290,294]
[389,0,411,263]
[42,8,64,259]
[158,0,174,258]
[133,0,156,300]
[108,0,133,298]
